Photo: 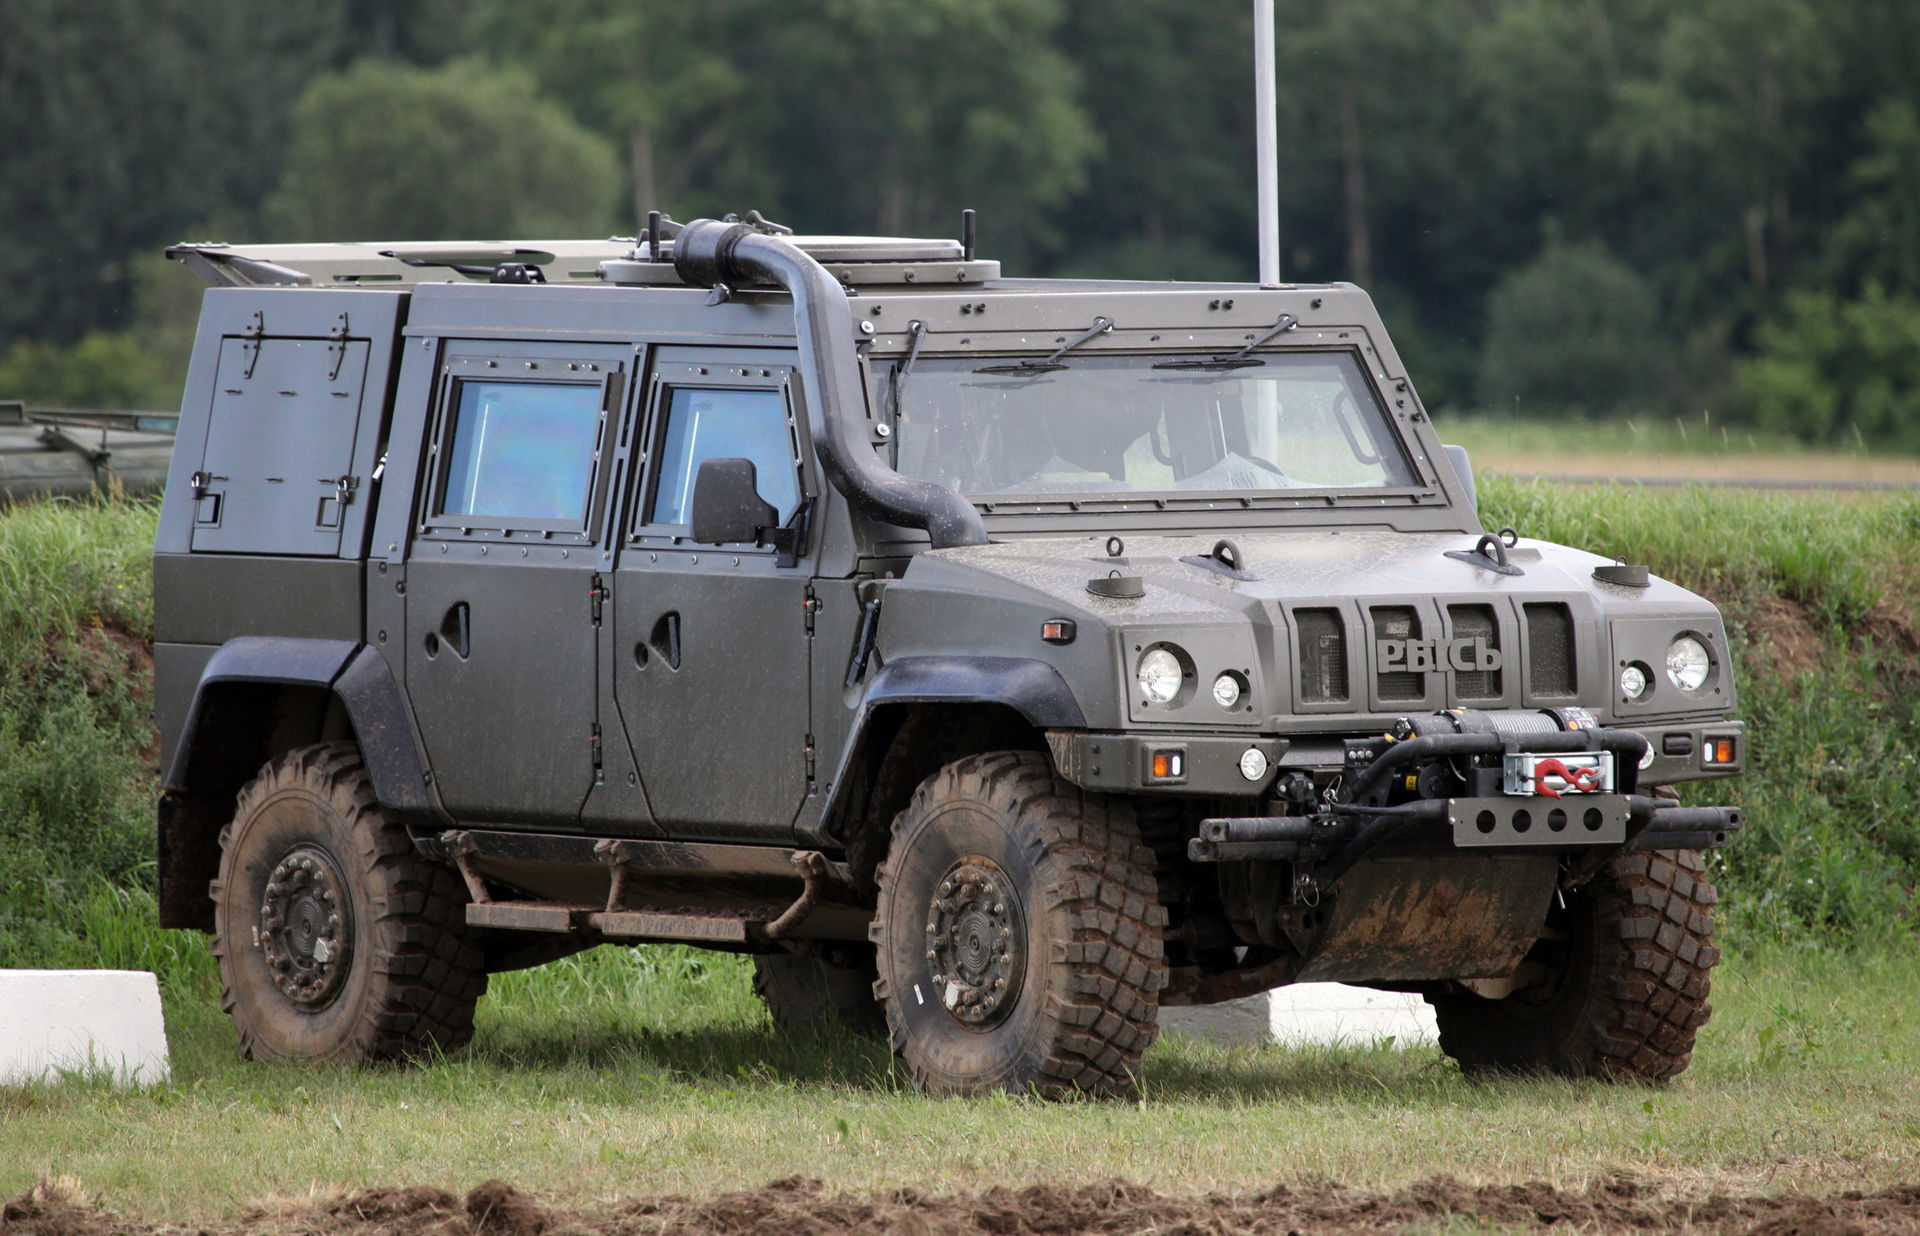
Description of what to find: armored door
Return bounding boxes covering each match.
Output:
[190,329,367,556]
[402,346,625,827]
[611,354,816,842]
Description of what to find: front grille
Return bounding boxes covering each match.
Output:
[1370,605,1425,701]
[1296,608,1348,703]
[1449,603,1502,700]
[1525,602,1577,696]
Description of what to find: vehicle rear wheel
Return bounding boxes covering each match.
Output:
[211,742,485,1062]
[1427,849,1718,1082]
[871,751,1166,1098]
[751,948,886,1038]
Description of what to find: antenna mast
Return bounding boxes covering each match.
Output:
[1254,0,1281,286]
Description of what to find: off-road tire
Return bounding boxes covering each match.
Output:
[211,742,486,1062]
[1427,849,1718,1082]
[871,751,1167,1098]
[752,950,887,1038]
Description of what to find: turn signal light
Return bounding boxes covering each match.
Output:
[1703,737,1737,765]
[1150,751,1184,779]
[1041,619,1077,644]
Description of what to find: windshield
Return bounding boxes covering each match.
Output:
[884,351,1416,499]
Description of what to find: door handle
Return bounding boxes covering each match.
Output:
[440,601,471,659]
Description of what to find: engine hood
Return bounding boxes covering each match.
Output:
[879,529,1735,735]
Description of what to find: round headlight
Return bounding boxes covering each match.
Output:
[1665,636,1711,692]
[1238,747,1269,781]
[1212,671,1244,709]
[1137,648,1183,704]
[1619,663,1649,700]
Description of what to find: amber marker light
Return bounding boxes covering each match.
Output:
[1150,751,1184,779]
[1703,737,1737,765]
[1040,619,1076,644]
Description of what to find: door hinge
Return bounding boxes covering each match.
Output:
[803,583,819,637]
[590,721,604,779]
[240,309,265,379]
[803,734,817,788]
[325,311,351,380]
[590,573,605,626]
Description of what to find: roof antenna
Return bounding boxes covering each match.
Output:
[961,208,976,262]
[1253,0,1281,286]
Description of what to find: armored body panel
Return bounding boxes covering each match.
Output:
[155,218,1744,1093]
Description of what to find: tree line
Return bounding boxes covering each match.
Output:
[2,0,1916,445]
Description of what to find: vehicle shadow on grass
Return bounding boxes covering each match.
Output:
[464,1014,1477,1105]
[467,1018,901,1090]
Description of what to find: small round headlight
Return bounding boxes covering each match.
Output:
[1619,663,1649,700]
[1137,648,1183,704]
[1665,636,1711,692]
[1212,671,1244,709]
[1238,747,1269,781]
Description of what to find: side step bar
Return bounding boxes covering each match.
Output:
[466,901,767,945]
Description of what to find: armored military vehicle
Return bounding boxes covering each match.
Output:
[154,214,1743,1096]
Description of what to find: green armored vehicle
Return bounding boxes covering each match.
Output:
[155,215,1743,1096]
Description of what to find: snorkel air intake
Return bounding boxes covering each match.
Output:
[671,218,989,550]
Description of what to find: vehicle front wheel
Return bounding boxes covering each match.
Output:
[210,742,485,1062]
[1427,849,1718,1082]
[871,751,1167,1098]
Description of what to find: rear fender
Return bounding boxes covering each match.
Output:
[158,637,432,928]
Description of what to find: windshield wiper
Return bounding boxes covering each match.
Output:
[1152,313,1299,370]
[888,319,929,414]
[974,315,1113,375]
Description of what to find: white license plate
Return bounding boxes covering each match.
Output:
[1502,752,1615,797]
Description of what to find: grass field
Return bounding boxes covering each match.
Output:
[1,936,1915,1224]
[0,478,1916,1227]
[1441,411,1920,486]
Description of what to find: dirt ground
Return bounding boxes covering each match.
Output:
[7,1174,1920,1236]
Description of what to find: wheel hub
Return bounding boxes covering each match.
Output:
[924,858,1025,1027]
[259,845,353,1008]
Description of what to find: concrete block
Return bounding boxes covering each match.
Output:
[0,970,171,1086]
[1160,982,1438,1050]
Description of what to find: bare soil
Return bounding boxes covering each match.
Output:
[8,1174,1920,1235]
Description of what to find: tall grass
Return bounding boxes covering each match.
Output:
[1482,476,1920,939]
[0,495,159,969]
[0,483,1915,978]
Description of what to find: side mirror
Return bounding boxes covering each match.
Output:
[690,457,778,546]
[1442,443,1477,515]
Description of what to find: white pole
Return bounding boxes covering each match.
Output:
[1254,0,1281,286]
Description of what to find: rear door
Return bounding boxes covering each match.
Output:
[401,343,626,827]
[190,324,367,556]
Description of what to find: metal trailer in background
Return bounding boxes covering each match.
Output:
[0,400,176,503]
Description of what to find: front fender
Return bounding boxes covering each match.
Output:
[860,656,1086,729]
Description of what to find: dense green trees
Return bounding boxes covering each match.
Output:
[1,0,1915,442]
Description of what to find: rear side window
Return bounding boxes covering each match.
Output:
[649,387,800,526]
[439,381,602,522]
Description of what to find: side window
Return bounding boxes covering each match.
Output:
[439,380,602,522]
[649,386,800,526]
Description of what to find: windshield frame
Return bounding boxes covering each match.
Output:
[873,342,1455,527]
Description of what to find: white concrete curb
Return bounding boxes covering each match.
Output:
[1160,982,1439,1049]
[0,970,171,1086]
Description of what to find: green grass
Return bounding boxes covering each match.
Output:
[1439,409,1876,463]
[1478,472,1920,626]
[1,938,1914,1222]
[0,482,1917,1220]
[0,495,159,968]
